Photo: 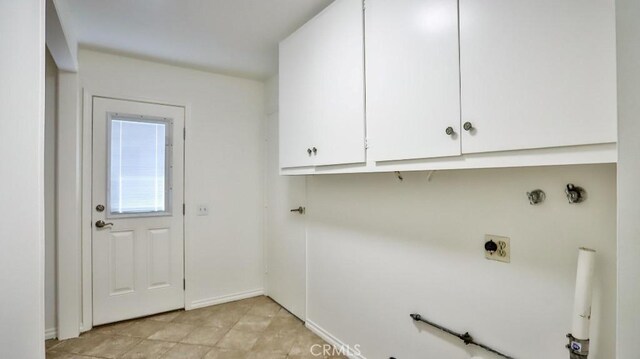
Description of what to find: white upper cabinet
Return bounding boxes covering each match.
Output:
[459,0,617,154]
[279,22,319,168]
[279,0,366,169]
[278,0,618,174]
[366,0,461,162]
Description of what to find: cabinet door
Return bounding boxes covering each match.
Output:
[459,0,617,154]
[279,20,321,168]
[279,0,366,169]
[312,0,366,167]
[366,0,461,162]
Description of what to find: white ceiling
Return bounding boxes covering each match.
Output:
[61,0,334,80]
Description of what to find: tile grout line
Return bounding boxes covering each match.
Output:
[46,296,336,359]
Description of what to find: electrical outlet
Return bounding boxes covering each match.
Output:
[484,234,510,263]
[196,205,209,216]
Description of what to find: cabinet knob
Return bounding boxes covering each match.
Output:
[463,122,474,131]
[312,147,317,155]
[445,127,455,136]
[307,148,312,155]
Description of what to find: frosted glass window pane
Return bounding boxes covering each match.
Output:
[110,118,168,214]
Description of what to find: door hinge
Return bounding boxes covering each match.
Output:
[183,203,185,215]
[365,138,369,150]
[183,128,186,140]
[183,279,186,290]
[363,0,366,11]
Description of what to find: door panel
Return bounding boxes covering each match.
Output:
[366,0,461,162]
[92,97,185,326]
[267,113,307,320]
[148,228,172,288]
[279,0,366,169]
[279,20,320,168]
[109,231,135,295]
[459,0,617,154]
[313,0,366,167]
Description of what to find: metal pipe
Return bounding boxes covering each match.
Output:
[410,313,516,359]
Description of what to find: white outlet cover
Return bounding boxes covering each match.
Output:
[197,205,209,216]
[485,234,510,263]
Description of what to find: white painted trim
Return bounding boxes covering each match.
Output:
[189,289,265,310]
[38,1,48,352]
[80,89,191,111]
[182,104,192,311]
[81,88,92,333]
[262,112,269,297]
[281,142,617,175]
[304,177,309,322]
[45,0,78,71]
[305,320,367,359]
[616,0,640,355]
[56,71,82,340]
[80,90,191,333]
[45,328,57,340]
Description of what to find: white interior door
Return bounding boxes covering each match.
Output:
[92,97,185,326]
[267,113,307,320]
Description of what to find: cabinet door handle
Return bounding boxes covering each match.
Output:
[312,147,317,155]
[445,127,455,136]
[463,122,474,131]
[290,206,305,214]
[307,148,312,155]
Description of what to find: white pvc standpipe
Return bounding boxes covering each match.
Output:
[571,247,596,340]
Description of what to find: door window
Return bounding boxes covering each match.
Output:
[108,114,172,216]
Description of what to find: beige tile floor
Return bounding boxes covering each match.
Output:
[45,296,347,359]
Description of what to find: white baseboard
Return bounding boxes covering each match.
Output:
[45,327,57,340]
[305,320,367,359]
[189,289,264,310]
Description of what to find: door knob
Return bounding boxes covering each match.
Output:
[290,206,305,214]
[463,122,474,131]
[445,127,455,136]
[95,220,114,228]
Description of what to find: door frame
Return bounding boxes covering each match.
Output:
[79,90,191,333]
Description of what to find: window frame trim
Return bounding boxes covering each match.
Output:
[105,112,174,219]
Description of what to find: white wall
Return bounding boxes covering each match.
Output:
[77,49,265,309]
[265,78,617,359]
[615,0,640,356]
[0,1,46,357]
[45,50,58,338]
[305,166,616,359]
